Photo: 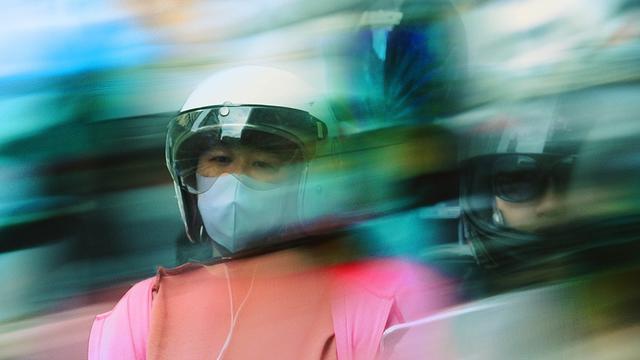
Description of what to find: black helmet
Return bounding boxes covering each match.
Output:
[457,94,595,271]
[454,84,640,285]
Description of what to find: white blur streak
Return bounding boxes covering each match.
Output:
[459,0,640,104]
[382,300,506,337]
[380,280,640,359]
[0,303,112,359]
[0,1,130,30]
[485,0,606,34]
[0,1,132,77]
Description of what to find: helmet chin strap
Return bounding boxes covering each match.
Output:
[216,263,257,360]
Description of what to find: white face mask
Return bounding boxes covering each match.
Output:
[197,174,299,253]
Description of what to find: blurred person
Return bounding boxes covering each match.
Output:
[456,97,586,272]
[88,65,455,360]
[469,124,578,233]
[452,82,640,290]
[369,0,640,355]
[381,84,640,359]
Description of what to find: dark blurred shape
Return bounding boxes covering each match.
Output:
[0,110,184,328]
[455,83,640,293]
[0,112,176,253]
[326,0,467,132]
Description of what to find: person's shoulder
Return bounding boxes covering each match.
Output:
[94,276,157,321]
[126,276,158,299]
[331,258,451,298]
[89,276,158,359]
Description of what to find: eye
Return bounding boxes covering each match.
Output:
[251,160,279,172]
[208,155,233,165]
[196,147,235,176]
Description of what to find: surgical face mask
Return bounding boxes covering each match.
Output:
[197,173,299,253]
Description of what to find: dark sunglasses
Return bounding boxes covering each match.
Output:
[491,154,576,203]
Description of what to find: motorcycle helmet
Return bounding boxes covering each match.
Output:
[166,65,341,256]
[457,95,593,270]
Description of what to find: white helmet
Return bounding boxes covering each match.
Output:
[166,65,341,255]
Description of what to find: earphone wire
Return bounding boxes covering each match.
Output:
[216,263,257,360]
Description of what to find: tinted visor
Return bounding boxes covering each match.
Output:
[492,154,576,203]
[167,106,326,193]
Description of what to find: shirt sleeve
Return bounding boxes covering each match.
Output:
[331,259,457,360]
[380,261,458,359]
[88,277,156,360]
[390,260,456,323]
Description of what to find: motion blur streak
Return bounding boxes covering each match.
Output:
[1,0,639,359]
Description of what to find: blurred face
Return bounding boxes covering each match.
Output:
[491,154,574,232]
[495,183,567,231]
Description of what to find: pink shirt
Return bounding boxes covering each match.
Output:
[89,257,454,359]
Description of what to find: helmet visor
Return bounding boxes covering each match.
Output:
[492,154,576,203]
[167,106,321,193]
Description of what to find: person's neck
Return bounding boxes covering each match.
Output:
[208,235,360,278]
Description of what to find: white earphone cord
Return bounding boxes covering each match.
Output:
[216,263,257,360]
